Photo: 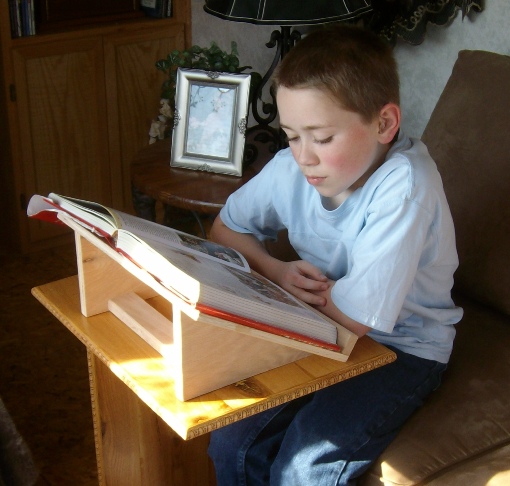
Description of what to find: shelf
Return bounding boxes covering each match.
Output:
[8,15,183,46]
[6,1,185,42]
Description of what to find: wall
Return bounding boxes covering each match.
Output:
[192,0,510,138]
[394,1,510,137]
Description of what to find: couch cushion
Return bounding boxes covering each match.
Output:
[425,443,510,486]
[422,50,510,316]
[360,294,510,486]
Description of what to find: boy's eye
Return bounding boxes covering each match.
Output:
[283,134,332,144]
[314,136,333,144]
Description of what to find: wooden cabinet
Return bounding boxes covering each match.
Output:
[11,36,111,247]
[0,2,190,252]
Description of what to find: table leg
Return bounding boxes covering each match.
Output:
[132,182,209,238]
[88,352,215,485]
[190,211,207,239]
[163,205,209,239]
[131,184,156,222]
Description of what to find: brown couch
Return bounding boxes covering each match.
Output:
[360,50,510,485]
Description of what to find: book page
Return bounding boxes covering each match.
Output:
[31,192,249,272]
[133,237,338,344]
[115,213,249,272]
[27,194,117,238]
[47,193,118,237]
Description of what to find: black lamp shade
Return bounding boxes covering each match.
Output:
[203,0,373,26]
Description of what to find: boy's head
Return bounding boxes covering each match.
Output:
[273,24,400,123]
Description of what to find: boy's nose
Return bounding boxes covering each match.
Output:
[295,143,318,166]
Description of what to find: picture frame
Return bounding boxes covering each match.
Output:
[170,68,251,177]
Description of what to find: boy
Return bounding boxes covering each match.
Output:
[208,24,462,485]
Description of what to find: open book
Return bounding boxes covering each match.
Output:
[28,193,353,353]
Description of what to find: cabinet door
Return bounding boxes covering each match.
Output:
[104,23,186,211]
[12,37,111,246]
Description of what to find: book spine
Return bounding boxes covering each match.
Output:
[14,0,22,37]
[8,0,19,38]
[140,0,166,18]
[20,0,30,36]
[28,0,35,35]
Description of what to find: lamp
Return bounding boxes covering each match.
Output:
[203,0,374,155]
[203,1,373,25]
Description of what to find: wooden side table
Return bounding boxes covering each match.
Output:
[32,275,396,485]
[30,221,397,485]
[131,139,270,236]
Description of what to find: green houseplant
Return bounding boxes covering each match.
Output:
[149,41,261,143]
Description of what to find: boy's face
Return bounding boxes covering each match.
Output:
[277,87,388,209]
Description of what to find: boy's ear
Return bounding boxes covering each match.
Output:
[377,103,401,143]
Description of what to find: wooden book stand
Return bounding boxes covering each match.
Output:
[69,218,357,401]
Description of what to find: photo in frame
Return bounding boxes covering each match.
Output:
[170,68,251,177]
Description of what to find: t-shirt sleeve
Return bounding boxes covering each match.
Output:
[219,157,286,241]
[331,176,436,333]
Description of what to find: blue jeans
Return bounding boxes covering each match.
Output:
[209,347,447,486]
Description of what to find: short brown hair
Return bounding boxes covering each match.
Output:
[273,24,400,122]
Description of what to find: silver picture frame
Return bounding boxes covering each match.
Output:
[170,68,251,177]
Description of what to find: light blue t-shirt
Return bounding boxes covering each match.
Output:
[220,133,463,363]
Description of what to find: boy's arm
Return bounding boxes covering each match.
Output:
[211,216,370,336]
[311,281,371,337]
[210,215,330,306]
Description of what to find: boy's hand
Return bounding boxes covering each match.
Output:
[267,260,330,307]
[210,215,329,306]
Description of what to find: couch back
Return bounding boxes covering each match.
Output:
[422,50,510,316]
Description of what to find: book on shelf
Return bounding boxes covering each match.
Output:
[20,0,29,35]
[27,193,357,355]
[8,0,36,37]
[29,0,35,35]
[140,0,171,18]
[8,0,21,38]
